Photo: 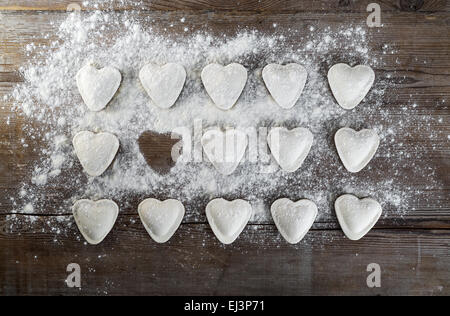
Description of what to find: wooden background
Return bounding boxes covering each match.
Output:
[0,0,449,296]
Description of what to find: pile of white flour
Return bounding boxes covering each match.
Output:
[5,1,444,241]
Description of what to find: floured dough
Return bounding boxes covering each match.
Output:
[73,131,120,177]
[206,198,253,245]
[262,63,308,109]
[202,128,248,175]
[201,63,248,110]
[328,63,375,110]
[335,127,380,173]
[73,199,119,245]
[76,64,122,112]
[138,198,185,243]
[139,63,186,109]
[271,198,318,244]
[335,194,382,241]
[268,127,313,173]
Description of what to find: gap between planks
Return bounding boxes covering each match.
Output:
[2,213,449,231]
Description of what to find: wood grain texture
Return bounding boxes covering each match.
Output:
[0,215,449,295]
[0,1,449,296]
[0,0,449,12]
[0,11,448,221]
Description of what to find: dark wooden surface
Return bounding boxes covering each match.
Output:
[0,0,449,296]
[0,0,449,12]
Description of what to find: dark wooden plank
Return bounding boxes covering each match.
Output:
[2,11,450,70]
[2,11,450,73]
[0,0,448,12]
[0,214,448,295]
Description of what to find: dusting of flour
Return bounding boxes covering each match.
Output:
[5,2,445,244]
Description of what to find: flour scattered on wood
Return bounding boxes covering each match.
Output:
[6,1,444,244]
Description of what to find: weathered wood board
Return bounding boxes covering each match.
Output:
[0,0,449,295]
[0,0,449,12]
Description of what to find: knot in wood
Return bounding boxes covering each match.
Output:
[338,0,351,7]
[399,0,424,11]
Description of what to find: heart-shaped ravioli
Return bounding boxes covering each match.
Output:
[262,63,308,109]
[73,131,120,177]
[76,64,122,112]
[201,63,248,110]
[73,199,119,245]
[139,63,186,109]
[271,198,318,244]
[206,198,253,245]
[335,194,382,241]
[335,127,380,173]
[138,199,185,243]
[268,127,313,173]
[202,129,248,175]
[328,63,375,110]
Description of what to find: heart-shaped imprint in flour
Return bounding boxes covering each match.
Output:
[139,63,186,109]
[328,63,375,110]
[335,127,380,173]
[206,198,253,245]
[73,131,120,177]
[73,199,119,245]
[201,63,248,110]
[335,194,382,241]
[138,199,185,243]
[202,129,248,175]
[268,127,314,172]
[76,64,122,112]
[271,199,318,244]
[262,63,308,109]
[138,131,180,174]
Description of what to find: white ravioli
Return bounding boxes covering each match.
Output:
[73,199,119,245]
[271,199,318,244]
[206,198,253,245]
[328,63,375,110]
[139,63,186,109]
[138,199,185,243]
[267,127,313,173]
[76,64,122,112]
[335,194,382,241]
[335,127,380,173]
[202,129,248,175]
[262,63,308,109]
[73,131,120,177]
[201,63,248,110]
